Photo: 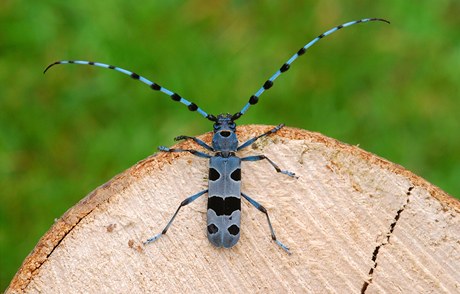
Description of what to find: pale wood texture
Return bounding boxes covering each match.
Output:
[7,125,460,293]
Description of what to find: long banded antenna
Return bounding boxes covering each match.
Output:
[44,61,217,122]
[232,18,390,121]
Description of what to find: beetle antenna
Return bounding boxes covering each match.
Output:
[231,18,389,121]
[44,60,217,122]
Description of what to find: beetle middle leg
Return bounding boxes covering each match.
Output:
[241,155,297,178]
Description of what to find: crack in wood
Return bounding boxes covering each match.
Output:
[361,186,414,293]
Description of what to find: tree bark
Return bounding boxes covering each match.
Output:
[7,125,460,293]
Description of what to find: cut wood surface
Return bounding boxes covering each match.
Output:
[7,125,460,293]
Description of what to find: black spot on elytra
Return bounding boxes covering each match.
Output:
[228,225,240,236]
[208,196,240,216]
[209,168,220,181]
[230,168,241,181]
[207,224,218,234]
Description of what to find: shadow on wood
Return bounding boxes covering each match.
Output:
[7,125,460,293]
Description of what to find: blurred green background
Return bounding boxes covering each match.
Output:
[1,0,459,290]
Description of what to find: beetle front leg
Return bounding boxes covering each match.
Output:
[174,135,214,152]
[158,146,212,159]
[237,124,284,151]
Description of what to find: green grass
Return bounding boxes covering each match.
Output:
[1,0,459,290]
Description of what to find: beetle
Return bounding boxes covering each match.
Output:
[45,18,389,254]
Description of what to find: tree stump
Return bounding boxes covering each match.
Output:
[7,125,460,293]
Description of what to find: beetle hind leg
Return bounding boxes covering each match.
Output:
[241,192,291,255]
[144,189,208,245]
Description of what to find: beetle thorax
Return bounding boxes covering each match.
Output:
[212,114,238,155]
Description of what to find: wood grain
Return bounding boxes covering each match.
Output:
[7,125,460,293]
